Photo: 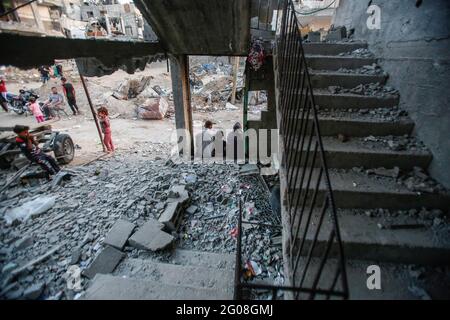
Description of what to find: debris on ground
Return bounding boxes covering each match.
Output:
[327,83,398,96]
[112,76,153,100]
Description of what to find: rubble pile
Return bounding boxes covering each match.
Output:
[0,66,40,84]
[338,48,374,58]
[190,60,244,113]
[398,167,448,194]
[0,147,284,300]
[347,207,450,245]
[363,135,428,152]
[112,76,153,100]
[327,83,399,96]
[318,106,409,122]
[84,78,173,120]
[237,170,284,300]
[344,166,448,196]
[335,63,386,75]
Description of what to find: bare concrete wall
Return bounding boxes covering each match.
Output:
[333,0,450,188]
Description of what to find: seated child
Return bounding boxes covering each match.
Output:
[13,125,60,177]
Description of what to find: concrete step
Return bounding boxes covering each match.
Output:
[82,274,233,300]
[291,209,450,265]
[313,90,399,109]
[311,114,414,137]
[305,55,377,71]
[169,249,236,270]
[292,169,450,211]
[291,258,450,300]
[113,257,234,289]
[303,42,368,56]
[310,71,387,88]
[288,136,431,170]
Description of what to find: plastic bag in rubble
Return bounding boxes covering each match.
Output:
[137,97,169,120]
[4,196,56,225]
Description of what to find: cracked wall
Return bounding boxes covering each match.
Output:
[333,0,450,188]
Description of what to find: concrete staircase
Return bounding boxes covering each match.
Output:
[83,249,235,300]
[285,42,450,299]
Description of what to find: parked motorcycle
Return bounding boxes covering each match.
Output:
[6,89,39,116]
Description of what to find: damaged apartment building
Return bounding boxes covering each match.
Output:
[80,1,147,40]
[0,0,150,40]
[0,0,450,301]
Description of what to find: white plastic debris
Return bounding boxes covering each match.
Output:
[4,196,56,225]
[225,102,239,110]
[246,260,262,276]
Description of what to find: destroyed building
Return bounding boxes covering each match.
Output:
[0,0,450,302]
[0,0,66,36]
[80,1,144,40]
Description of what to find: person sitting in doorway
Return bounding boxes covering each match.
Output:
[195,120,215,160]
[227,122,244,163]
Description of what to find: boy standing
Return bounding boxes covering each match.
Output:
[61,77,79,115]
[13,125,60,177]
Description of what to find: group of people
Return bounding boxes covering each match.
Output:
[12,104,114,180]
[195,120,244,162]
[38,64,63,84]
[0,73,79,122]
[37,77,79,121]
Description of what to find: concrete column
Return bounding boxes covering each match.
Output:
[103,14,112,35]
[30,2,45,32]
[170,54,194,158]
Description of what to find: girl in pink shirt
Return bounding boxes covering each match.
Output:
[97,106,115,153]
[28,97,45,123]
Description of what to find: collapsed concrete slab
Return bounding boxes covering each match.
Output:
[128,219,174,251]
[158,185,190,231]
[103,219,135,250]
[82,246,125,279]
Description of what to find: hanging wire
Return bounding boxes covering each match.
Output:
[294,0,337,16]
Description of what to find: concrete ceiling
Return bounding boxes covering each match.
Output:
[134,0,251,56]
[0,33,165,76]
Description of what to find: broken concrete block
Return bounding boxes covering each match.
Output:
[158,185,190,231]
[70,248,82,265]
[159,202,179,229]
[23,282,45,300]
[14,236,34,251]
[186,205,198,215]
[128,219,174,251]
[82,246,125,279]
[326,26,347,42]
[103,219,135,250]
[308,31,321,42]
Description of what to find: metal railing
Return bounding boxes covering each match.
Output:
[235,0,348,300]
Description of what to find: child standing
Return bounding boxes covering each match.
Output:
[13,125,60,177]
[28,97,45,123]
[97,106,114,153]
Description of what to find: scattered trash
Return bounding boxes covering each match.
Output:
[244,260,262,278]
[4,196,56,225]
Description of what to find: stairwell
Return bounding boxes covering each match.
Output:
[83,249,235,300]
[283,41,450,299]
